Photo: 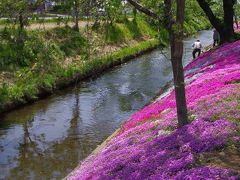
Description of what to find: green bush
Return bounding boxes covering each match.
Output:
[157,28,169,46]
[104,24,125,44]
[125,20,142,39]
[0,28,31,69]
[0,83,8,104]
[48,27,88,57]
[0,26,87,70]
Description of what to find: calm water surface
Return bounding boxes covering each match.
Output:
[0,30,212,180]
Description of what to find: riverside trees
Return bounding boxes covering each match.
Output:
[196,0,237,43]
[127,0,238,127]
[0,0,31,30]
[0,0,47,30]
[127,0,189,127]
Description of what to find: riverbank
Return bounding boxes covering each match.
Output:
[0,30,215,180]
[66,39,240,179]
[0,18,161,114]
[0,38,159,114]
[0,16,211,115]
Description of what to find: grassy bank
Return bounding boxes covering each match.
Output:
[0,16,210,114]
[0,38,159,114]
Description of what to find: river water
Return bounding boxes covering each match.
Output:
[0,30,212,180]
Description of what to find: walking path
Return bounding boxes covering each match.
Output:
[0,20,93,30]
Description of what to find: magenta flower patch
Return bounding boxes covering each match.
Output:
[68,119,237,180]
[67,40,240,180]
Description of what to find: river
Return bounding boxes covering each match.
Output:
[0,30,212,180]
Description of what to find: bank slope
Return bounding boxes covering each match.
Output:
[68,40,240,179]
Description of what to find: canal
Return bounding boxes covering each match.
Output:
[0,30,212,180]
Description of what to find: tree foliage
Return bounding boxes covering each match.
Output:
[0,0,45,30]
[196,0,236,42]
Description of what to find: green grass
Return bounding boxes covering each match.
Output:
[61,39,159,80]
[103,18,158,44]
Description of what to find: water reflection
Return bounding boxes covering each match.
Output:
[0,30,213,179]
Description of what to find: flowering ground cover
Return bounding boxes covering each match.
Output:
[67,40,240,180]
[234,22,240,33]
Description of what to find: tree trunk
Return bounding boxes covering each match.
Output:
[127,0,189,127]
[19,13,24,30]
[170,35,188,127]
[196,0,236,43]
[222,0,235,42]
[164,0,188,127]
[196,0,222,31]
[234,0,239,28]
[171,0,188,127]
[74,0,79,31]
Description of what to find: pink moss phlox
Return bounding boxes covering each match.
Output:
[172,167,239,180]
[122,40,240,131]
[190,84,240,121]
[68,119,237,180]
[68,37,240,180]
[185,40,240,76]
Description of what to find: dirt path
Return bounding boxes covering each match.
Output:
[0,21,93,30]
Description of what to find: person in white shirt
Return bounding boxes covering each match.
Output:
[192,39,202,59]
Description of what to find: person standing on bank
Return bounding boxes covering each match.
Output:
[192,39,202,59]
[213,29,220,47]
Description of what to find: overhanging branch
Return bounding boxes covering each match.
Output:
[196,0,222,29]
[127,0,159,20]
